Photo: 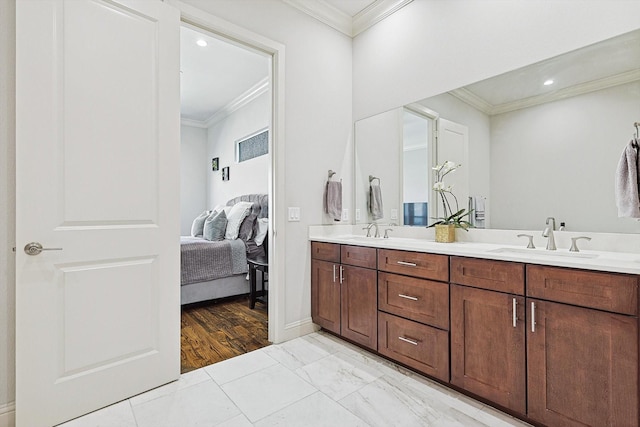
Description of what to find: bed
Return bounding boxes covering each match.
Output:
[180,194,268,305]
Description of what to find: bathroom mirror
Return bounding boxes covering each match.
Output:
[354,28,640,234]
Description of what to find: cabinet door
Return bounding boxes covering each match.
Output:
[311,259,340,334]
[450,285,526,414]
[528,300,638,427]
[341,265,377,350]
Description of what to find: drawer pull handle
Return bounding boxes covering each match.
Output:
[333,264,336,283]
[396,261,417,267]
[339,265,344,284]
[531,302,536,332]
[512,298,517,328]
[398,294,418,301]
[398,336,418,346]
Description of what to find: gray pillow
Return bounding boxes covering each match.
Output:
[190,211,209,237]
[238,212,257,242]
[203,210,227,241]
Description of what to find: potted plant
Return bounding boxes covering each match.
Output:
[428,161,473,242]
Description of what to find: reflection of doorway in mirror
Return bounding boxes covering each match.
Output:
[436,118,469,222]
[402,110,432,226]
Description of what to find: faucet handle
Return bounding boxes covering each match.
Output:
[517,234,536,249]
[362,226,371,237]
[384,228,393,239]
[569,236,591,252]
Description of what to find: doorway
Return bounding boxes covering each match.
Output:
[179,23,273,372]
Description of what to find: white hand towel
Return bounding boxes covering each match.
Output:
[369,184,384,220]
[324,181,342,221]
[615,140,640,218]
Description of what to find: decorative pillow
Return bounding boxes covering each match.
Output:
[238,212,257,242]
[203,210,227,241]
[224,201,254,240]
[253,217,269,246]
[190,211,209,237]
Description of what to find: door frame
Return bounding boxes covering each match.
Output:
[172,0,286,343]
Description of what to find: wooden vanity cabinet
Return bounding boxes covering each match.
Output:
[311,240,640,427]
[450,257,527,414]
[526,265,639,427]
[377,251,450,382]
[311,242,377,350]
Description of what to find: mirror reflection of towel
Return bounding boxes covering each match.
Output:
[469,196,486,228]
[324,181,342,221]
[615,140,640,218]
[369,184,384,220]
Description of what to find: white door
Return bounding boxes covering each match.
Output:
[15,1,180,426]
[436,118,469,219]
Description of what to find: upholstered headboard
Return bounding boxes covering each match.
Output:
[226,194,268,219]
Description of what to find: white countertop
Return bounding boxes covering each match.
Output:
[309,231,640,275]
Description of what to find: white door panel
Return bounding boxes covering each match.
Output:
[16,1,180,426]
[436,118,469,218]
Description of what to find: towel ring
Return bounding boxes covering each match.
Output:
[369,175,380,185]
[328,170,336,179]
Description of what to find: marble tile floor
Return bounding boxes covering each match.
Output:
[60,331,532,427]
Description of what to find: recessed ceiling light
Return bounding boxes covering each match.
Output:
[196,39,207,47]
[543,79,554,86]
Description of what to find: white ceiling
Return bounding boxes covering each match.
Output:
[180,26,269,124]
[459,29,640,112]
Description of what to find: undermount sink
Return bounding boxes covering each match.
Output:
[488,247,599,259]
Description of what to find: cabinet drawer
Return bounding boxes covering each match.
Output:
[451,256,524,295]
[311,241,340,262]
[378,272,449,330]
[378,312,449,382]
[341,245,377,269]
[378,249,448,281]
[527,265,639,315]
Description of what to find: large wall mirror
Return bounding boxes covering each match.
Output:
[354,28,640,234]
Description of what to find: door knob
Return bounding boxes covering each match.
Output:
[24,242,63,256]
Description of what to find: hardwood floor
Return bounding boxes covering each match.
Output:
[181,296,269,373]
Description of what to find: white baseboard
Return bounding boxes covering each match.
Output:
[281,317,318,342]
[0,402,15,427]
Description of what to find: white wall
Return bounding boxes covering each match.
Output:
[206,91,269,207]
[491,81,640,233]
[0,0,16,422]
[353,0,640,121]
[180,124,208,235]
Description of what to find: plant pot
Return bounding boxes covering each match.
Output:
[435,224,455,243]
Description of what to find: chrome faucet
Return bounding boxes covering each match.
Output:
[363,222,379,238]
[542,217,556,250]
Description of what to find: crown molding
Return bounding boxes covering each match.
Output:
[282,0,352,36]
[282,0,413,37]
[448,87,494,115]
[451,68,640,116]
[180,76,269,129]
[352,0,413,36]
[180,118,208,128]
[0,401,15,427]
[206,76,269,127]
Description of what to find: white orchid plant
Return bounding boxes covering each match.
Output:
[428,161,473,230]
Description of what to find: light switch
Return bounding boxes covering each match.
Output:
[288,207,300,221]
[355,209,361,221]
[391,209,398,220]
[341,209,349,221]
